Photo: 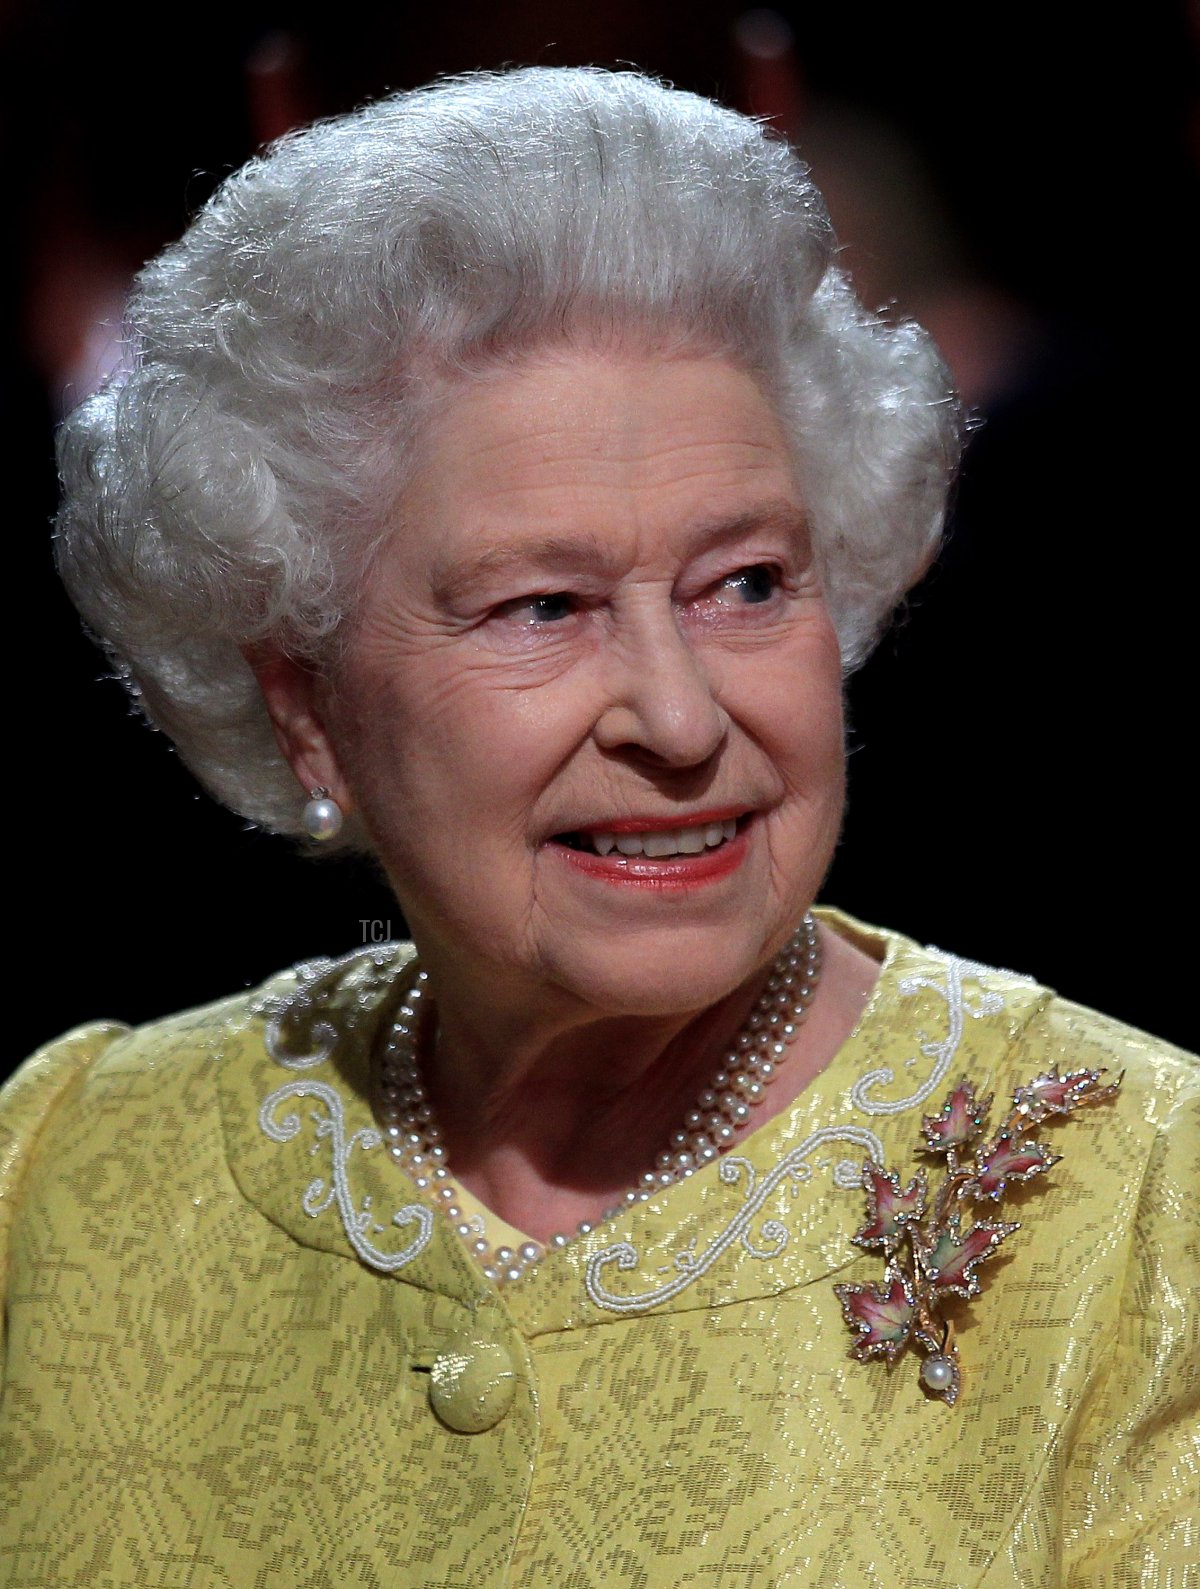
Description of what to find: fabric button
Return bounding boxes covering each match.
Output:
[428,1336,516,1432]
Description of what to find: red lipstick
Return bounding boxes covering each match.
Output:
[549,815,751,890]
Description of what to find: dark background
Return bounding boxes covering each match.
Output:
[7,1,1196,1068]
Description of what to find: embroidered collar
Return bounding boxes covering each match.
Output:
[218,912,1052,1334]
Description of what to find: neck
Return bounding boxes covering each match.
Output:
[378,916,880,1247]
[432,981,764,1208]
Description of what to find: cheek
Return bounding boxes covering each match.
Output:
[725,637,845,783]
[327,650,587,845]
[809,692,848,810]
[792,625,846,760]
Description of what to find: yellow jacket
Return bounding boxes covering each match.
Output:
[1,914,1196,1586]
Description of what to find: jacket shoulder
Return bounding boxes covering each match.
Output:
[1,1022,128,1199]
[0,943,415,1287]
[3,941,417,1166]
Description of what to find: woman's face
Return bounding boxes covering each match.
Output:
[308,349,845,1019]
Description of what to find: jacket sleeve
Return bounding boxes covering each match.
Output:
[1062,1061,1200,1585]
[0,1024,128,1365]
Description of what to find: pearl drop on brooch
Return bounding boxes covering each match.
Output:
[920,1354,957,1394]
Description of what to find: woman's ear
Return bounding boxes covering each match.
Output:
[242,643,353,814]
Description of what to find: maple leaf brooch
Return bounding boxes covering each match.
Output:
[834,1065,1121,1405]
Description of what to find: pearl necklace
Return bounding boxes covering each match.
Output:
[372,914,821,1285]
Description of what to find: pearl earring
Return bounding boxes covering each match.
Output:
[302,786,343,841]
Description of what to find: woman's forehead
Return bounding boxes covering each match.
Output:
[394,349,801,558]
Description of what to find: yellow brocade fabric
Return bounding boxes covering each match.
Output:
[1,913,1196,1587]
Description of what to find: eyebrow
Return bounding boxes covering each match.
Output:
[433,532,616,594]
[432,499,812,598]
[690,500,812,551]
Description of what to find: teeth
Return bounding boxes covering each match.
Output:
[580,818,741,858]
[642,832,677,858]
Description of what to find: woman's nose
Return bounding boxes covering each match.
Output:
[592,602,728,767]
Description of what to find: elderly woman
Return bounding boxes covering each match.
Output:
[1,68,1195,1588]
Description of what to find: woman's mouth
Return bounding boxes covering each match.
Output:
[557,818,739,858]
[549,813,751,888]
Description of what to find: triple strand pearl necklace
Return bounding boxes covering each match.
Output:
[372,914,821,1285]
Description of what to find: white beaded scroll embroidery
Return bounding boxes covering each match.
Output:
[256,946,433,1274]
[259,948,402,1071]
[259,1079,433,1271]
[585,1126,886,1312]
[850,953,1028,1117]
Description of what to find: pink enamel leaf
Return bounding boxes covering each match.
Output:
[916,1214,1019,1298]
[921,1080,992,1157]
[963,1132,1061,1200]
[835,1267,917,1361]
[852,1164,927,1252]
[1013,1066,1120,1120]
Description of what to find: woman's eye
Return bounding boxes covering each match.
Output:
[498,592,577,625]
[719,565,779,604]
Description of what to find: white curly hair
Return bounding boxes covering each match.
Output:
[55,66,962,842]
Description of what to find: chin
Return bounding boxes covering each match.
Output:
[546,925,775,1021]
